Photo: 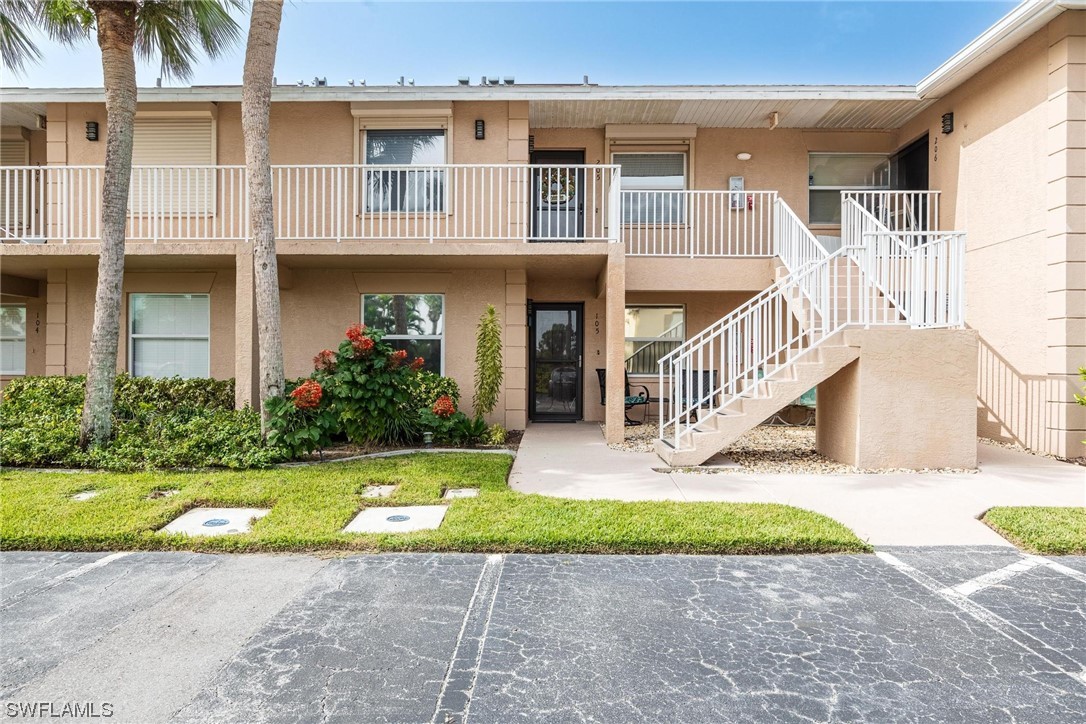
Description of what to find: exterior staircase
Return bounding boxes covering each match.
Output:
[654,193,965,466]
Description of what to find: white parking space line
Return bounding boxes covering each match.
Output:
[1042,558,1086,584]
[1,552,131,611]
[941,556,1045,597]
[876,551,1086,689]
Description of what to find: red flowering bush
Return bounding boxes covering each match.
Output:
[389,349,409,368]
[289,379,323,409]
[432,394,456,419]
[410,357,425,372]
[345,323,375,357]
[313,349,336,373]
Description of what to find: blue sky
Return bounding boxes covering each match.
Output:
[9,1,1016,88]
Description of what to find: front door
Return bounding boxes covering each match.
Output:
[528,302,583,421]
[531,150,585,241]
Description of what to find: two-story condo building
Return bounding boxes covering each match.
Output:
[1,0,1083,467]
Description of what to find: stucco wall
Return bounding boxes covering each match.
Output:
[60,269,236,378]
[817,328,979,469]
[896,21,1083,456]
[279,267,512,425]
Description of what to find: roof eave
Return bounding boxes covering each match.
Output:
[917,0,1083,99]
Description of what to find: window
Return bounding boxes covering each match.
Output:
[129,117,215,214]
[0,305,26,375]
[615,153,686,224]
[129,294,210,378]
[364,130,446,212]
[624,305,685,375]
[362,293,444,373]
[0,138,29,234]
[808,153,890,225]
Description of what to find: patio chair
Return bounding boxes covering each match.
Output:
[595,368,650,425]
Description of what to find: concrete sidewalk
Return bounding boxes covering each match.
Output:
[509,423,1085,546]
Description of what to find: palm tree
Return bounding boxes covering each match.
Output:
[241,0,285,431]
[12,1,241,447]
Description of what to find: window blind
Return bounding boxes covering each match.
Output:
[129,294,210,378]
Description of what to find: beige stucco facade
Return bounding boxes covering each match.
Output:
[896,12,1086,457]
[2,5,1084,465]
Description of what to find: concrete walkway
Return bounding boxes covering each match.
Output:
[509,423,1085,547]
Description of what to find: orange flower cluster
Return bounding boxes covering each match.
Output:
[389,349,409,368]
[432,394,456,418]
[313,349,336,372]
[290,379,323,409]
[345,323,374,356]
[410,357,425,372]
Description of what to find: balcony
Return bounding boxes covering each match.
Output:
[0,164,783,257]
[0,164,622,245]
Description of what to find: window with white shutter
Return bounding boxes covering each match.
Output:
[615,152,687,224]
[129,118,215,215]
[0,139,30,236]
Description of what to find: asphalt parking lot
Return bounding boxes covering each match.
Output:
[2,548,1084,723]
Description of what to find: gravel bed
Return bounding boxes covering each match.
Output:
[607,423,977,475]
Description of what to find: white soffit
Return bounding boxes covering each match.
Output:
[529,97,934,130]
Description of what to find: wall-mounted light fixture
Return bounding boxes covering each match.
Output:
[528,135,535,153]
[941,112,954,135]
[474,119,485,140]
[736,152,752,161]
[85,121,99,141]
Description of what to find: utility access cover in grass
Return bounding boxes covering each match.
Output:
[160,508,270,537]
[343,506,448,534]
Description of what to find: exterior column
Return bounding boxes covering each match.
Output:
[604,246,626,444]
[45,269,67,375]
[507,101,530,241]
[234,248,257,409]
[45,103,68,244]
[504,269,528,429]
[1046,11,1086,457]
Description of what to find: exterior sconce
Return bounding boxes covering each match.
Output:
[474,119,485,140]
[528,134,535,153]
[85,121,99,141]
[736,152,752,161]
[941,112,954,134]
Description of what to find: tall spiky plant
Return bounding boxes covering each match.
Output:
[9,1,241,447]
[473,304,503,419]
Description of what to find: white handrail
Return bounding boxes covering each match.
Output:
[658,196,965,453]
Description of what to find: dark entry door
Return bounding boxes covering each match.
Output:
[531,150,585,241]
[528,302,583,421]
[891,134,931,229]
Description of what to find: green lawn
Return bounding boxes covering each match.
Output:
[0,453,868,555]
[983,506,1086,556]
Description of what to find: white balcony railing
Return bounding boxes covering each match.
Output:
[623,190,777,257]
[0,164,622,244]
[843,190,941,233]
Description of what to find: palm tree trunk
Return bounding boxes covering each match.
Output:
[80,1,137,448]
[242,0,285,429]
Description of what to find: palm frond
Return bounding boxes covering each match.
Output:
[37,0,94,45]
[0,0,43,71]
[135,0,241,81]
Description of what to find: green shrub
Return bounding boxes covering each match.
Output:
[412,370,461,409]
[484,423,507,446]
[0,375,283,470]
